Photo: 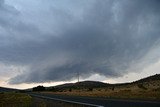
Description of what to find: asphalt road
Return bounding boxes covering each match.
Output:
[28,92,160,107]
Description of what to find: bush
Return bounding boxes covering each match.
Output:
[69,88,72,92]
[137,84,147,90]
[33,85,46,91]
[112,86,115,91]
[88,88,93,91]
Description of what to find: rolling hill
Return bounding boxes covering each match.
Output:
[40,74,160,100]
[45,74,160,91]
[54,81,109,89]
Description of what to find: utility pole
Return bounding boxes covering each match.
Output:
[78,71,79,83]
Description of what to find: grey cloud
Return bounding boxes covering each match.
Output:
[0,0,160,84]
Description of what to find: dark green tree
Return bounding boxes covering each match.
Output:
[33,85,45,91]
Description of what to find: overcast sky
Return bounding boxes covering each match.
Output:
[0,0,160,89]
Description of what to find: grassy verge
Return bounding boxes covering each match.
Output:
[0,92,84,107]
[0,92,32,107]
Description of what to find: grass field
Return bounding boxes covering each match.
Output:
[0,92,32,107]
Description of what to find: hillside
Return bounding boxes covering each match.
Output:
[45,81,110,92]
[45,74,160,91]
[42,74,160,100]
[56,81,109,89]
[133,74,160,83]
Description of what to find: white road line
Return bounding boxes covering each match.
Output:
[29,94,104,107]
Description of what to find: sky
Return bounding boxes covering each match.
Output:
[0,0,160,89]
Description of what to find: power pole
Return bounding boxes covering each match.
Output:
[78,71,79,83]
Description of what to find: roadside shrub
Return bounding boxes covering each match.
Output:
[88,88,93,91]
[69,88,72,92]
[112,86,115,91]
[137,84,147,90]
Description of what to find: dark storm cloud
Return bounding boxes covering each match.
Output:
[0,0,160,84]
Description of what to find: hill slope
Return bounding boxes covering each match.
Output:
[46,74,160,90]
[133,74,160,83]
[43,74,160,100]
[55,81,109,89]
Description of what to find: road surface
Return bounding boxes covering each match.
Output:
[28,92,160,107]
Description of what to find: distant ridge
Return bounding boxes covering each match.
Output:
[0,87,18,92]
